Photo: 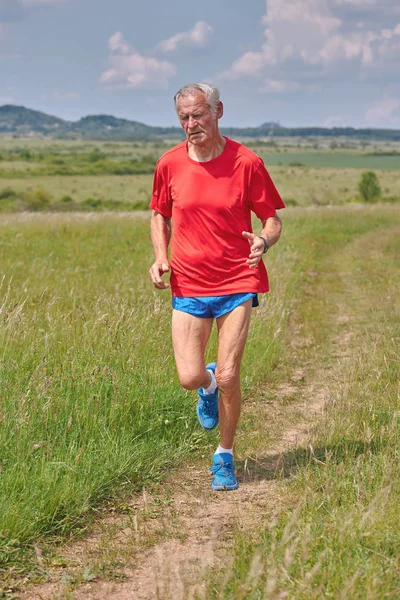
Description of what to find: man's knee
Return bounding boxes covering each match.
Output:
[178,369,204,391]
[216,365,239,392]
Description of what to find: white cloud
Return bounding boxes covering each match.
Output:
[365,96,400,125]
[261,78,301,93]
[259,0,343,66]
[219,0,400,84]
[156,21,212,53]
[316,31,376,65]
[108,31,130,54]
[221,51,265,79]
[100,32,176,90]
[262,0,342,35]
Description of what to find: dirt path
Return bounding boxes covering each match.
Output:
[20,218,383,600]
[20,378,331,600]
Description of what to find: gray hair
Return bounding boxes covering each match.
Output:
[174,83,221,114]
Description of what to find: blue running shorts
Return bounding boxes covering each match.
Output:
[172,293,259,319]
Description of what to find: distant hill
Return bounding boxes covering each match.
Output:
[0,105,181,140]
[68,114,183,140]
[1,105,400,141]
[0,105,67,135]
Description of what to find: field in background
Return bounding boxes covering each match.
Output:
[0,137,400,210]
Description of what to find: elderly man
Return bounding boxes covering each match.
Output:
[149,83,284,490]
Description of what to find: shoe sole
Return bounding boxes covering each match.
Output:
[212,483,239,491]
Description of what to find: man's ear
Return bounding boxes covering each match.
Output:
[217,101,224,119]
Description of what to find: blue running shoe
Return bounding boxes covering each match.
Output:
[210,453,239,491]
[196,362,219,430]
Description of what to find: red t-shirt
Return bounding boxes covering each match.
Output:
[150,137,285,297]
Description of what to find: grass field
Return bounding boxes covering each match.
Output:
[258,150,400,170]
[0,138,400,211]
[0,210,287,579]
[208,205,400,599]
[1,134,400,597]
[1,204,399,600]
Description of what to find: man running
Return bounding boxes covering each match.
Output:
[149,83,284,490]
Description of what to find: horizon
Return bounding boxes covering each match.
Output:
[2,103,400,132]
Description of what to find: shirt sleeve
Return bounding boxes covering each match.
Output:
[149,161,172,218]
[248,160,285,220]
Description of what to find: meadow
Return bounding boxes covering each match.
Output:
[0,137,399,598]
[1,137,400,211]
[208,205,400,599]
[0,210,286,576]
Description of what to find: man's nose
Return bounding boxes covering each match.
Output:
[188,116,198,128]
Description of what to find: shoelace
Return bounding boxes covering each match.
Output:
[202,396,218,417]
[210,461,234,476]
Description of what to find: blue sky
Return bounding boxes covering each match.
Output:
[1,0,400,128]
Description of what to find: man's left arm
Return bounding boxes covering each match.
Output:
[242,212,282,269]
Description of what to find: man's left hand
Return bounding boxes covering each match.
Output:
[242,231,264,269]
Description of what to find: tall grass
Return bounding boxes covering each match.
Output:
[1,206,398,589]
[0,213,288,574]
[208,206,400,599]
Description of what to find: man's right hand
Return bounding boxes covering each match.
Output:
[149,261,170,289]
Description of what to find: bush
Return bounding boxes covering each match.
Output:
[358,171,382,202]
[0,187,18,201]
[87,150,107,162]
[19,149,33,161]
[22,188,52,211]
[0,187,19,211]
[82,197,102,208]
[60,195,74,204]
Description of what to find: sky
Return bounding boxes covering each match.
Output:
[0,0,400,128]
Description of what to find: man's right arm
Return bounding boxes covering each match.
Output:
[149,210,171,289]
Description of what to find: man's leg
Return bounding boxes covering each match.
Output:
[171,309,214,391]
[215,299,253,449]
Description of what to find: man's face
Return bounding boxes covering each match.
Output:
[176,92,222,146]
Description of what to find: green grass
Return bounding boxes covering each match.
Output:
[1,204,399,598]
[1,139,400,211]
[0,174,153,208]
[1,134,400,598]
[0,212,288,577]
[258,150,400,170]
[208,206,400,599]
